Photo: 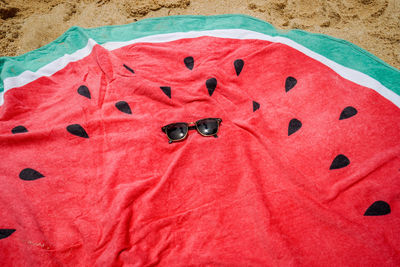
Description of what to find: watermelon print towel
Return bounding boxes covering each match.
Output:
[0,14,400,266]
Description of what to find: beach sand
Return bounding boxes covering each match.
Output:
[0,0,399,68]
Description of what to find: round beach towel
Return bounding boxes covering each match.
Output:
[0,15,399,266]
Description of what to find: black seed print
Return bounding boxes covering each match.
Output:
[339,106,357,120]
[206,78,217,96]
[234,59,244,76]
[66,124,89,138]
[19,168,44,181]
[11,125,28,134]
[0,229,15,240]
[184,56,194,70]
[329,154,350,170]
[253,101,260,112]
[115,101,132,114]
[160,87,171,99]
[285,76,297,92]
[77,85,91,99]
[364,201,391,216]
[288,119,302,136]
[123,64,135,74]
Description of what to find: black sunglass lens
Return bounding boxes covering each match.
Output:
[196,119,219,136]
[166,123,188,141]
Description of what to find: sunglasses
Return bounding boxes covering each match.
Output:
[161,118,222,143]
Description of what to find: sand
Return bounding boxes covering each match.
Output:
[0,0,399,69]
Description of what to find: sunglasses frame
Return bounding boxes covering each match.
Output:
[161,118,222,143]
